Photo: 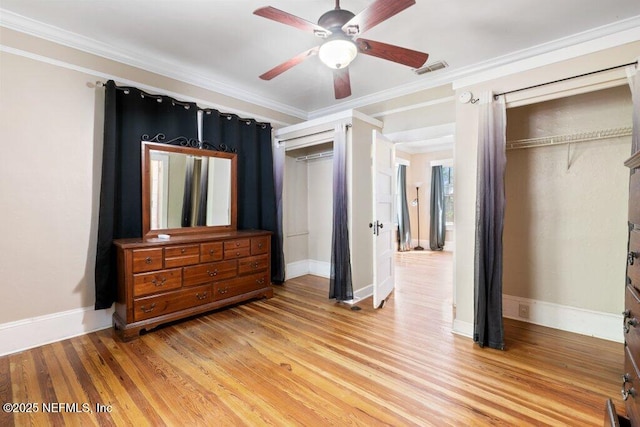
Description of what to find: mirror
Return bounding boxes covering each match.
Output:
[142,141,237,237]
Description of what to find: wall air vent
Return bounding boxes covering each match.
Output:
[413,60,449,75]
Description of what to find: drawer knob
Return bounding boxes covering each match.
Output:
[208,269,218,277]
[256,278,265,285]
[141,303,156,313]
[219,287,228,295]
[258,243,263,248]
[629,251,638,266]
[151,276,167,287]
[236,242,240,247]
[145,257,152,264]
[625,317,639,334]
[196,292,208,300]
[209,249,215,255]
[252,262,259,269]
[236,252,240,256]
[622,373,636,401]
[181,248,186,254]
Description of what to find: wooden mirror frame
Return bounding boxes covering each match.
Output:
[141,141,238,238]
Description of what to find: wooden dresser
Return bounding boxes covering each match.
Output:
[112,230,273,340]
[606,149,640,426]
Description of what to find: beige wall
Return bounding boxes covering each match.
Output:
[503,86,631,312]
[453,41,640,329]
[0,28,300,325]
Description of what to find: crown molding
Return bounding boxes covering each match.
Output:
[2,7,639,121]
[311,15,640,118]
[0,8,308,120]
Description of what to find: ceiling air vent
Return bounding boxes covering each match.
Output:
[413,60,449,75]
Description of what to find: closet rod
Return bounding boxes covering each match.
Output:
[494,61,637,99]
[506,126,632,150]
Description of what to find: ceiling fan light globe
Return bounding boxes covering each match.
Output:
[318,39,357,70]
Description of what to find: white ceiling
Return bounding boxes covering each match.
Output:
[1,0,640,119]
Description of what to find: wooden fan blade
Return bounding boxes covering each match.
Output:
[254,6,330,36]
[356,38,428,68]
[259,47,319,80]
[342,0,415,36]
[333,68,351,99]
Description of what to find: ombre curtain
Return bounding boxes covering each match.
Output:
[396,165,412,251]
[628,61,640,155]
[272,139,286,282]
[429,165,445,251]
[474,92,507,350]
[329,124,353,301]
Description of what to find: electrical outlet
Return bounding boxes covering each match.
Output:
[518,304,530,319]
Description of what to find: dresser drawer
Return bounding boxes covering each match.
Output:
[133,268,182,297]
[132,248,163,273]
[133,284,212,322]
[251,236,269,255]
[624,346,640,423]
[629,229,640,291]
[214,272,269,301]
[165,244,200,268]
[239,254,269,275]
[625,285,640,356]
[183,260,237,287]
[630,170,640,225]
[200,242,223,263]
[224,239,251,259]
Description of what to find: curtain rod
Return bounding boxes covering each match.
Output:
[95,80,269,128]
[494,61,638,100]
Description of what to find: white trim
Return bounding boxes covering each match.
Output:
[396,158,410,166]
[0,9,308,121]
[308,260,331,278]
[452,319,474,338]
[503,294,623,343]
[453,18,640,90]
[370,96,456,119]
[353,284,373,304]
[285,259,331,280]
[275,109,382,140]
[431,158,453,167]
[0,306,114,356]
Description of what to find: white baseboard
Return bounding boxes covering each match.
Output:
[286,259,330,280]
[452,319,474,338]
[353,284,373,304]
[309,260,330,278]
[503,294,623,343]
[0,306,114,356]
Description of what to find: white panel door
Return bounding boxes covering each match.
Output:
[371,130,396,308]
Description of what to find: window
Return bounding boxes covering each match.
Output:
[442,166,454,225]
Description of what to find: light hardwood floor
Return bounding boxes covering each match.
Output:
[1,251,625,426]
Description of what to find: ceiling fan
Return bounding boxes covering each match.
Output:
[254,0,429,99]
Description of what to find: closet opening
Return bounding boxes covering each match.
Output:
[502,85,632,340]
[283,141,334,284]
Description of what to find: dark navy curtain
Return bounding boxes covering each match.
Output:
[429,166,445,251]
[95,80,198,309]
[201,111,285,283]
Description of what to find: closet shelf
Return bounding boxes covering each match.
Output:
[506,126,632,150]
[295,151,333,162]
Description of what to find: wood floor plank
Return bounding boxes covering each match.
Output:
[0,251,625,425]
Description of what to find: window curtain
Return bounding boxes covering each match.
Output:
[201,111,285,283]
[396,165,412,251]
[429,165,445,251]
[272,139,286,282]
[474,92,507,350]
[95,80,198,309]
[329,124,353,301]
[628,61,640,155]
